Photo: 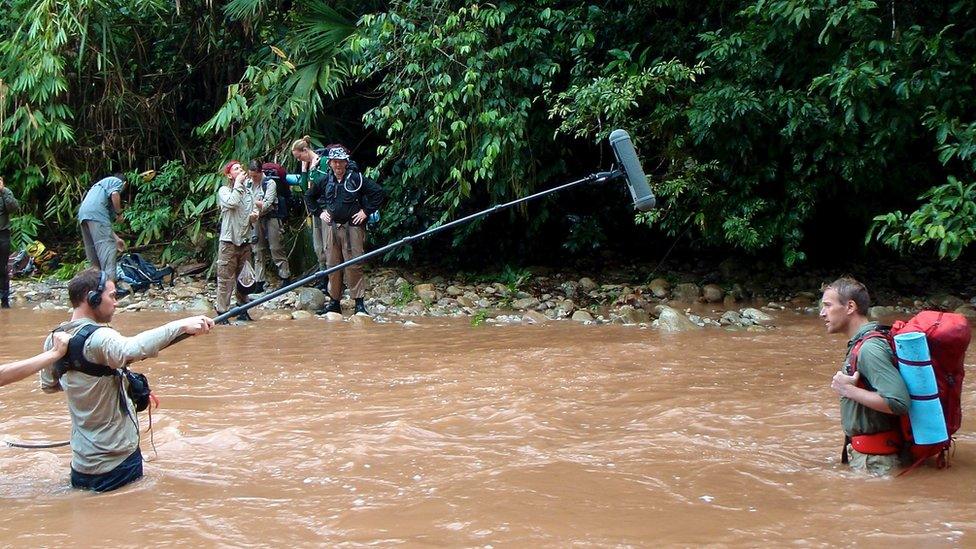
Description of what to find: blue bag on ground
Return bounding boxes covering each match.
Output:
[118,253,174,293]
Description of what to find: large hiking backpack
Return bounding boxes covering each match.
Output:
[118,253,174,293]
[261,162,290,219]
[851,311,970,468]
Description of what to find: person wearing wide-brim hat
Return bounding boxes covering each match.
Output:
[306,146,385,315]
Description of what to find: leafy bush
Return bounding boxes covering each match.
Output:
[52,260,87,281]
[553,1,976,264]
[393,282,418,306]
[470,308,490,327]
[9,213,41,252]
[499,264,531,293]
[123,161,218,264]
[868,177,976,260]
[351,2,581,255]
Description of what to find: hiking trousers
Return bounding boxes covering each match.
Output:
[253,217,291,282]
[0,229,9,300]
[71,447,143,492]
[311,216,327,269]
[325,222,366,300]
[215,241,251,313]
[846,444,903,476]
[80,220,118,280]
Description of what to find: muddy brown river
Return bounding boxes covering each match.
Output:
[1,309,974,546]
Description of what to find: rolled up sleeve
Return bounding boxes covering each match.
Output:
[85,322,186,368]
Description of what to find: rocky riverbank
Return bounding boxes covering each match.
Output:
[8,264,976,331]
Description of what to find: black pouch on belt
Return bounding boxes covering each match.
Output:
[123,368,152,413]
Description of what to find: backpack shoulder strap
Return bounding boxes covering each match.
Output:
[848,328,895,377]
[53,324,116,379]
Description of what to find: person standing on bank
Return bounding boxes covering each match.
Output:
[215,160,258,323]
[39,268,214,492]
[820,276,910,475]
[78,173,127,280]
[308,147,385,315]
[246,160,291,291]
[0,176,20,308]
[291,137,329,285]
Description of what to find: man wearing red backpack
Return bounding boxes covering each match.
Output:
[821,277,910,475]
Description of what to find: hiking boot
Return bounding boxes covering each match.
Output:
[278,277,293,290]
[116,287,131,299]
[236,311,254,322]
[323,300,342,314]
[354,298,369,316]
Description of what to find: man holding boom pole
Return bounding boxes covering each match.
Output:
[38,268,214,492]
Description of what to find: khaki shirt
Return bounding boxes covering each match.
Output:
[248,175,277,218]
[218,183,255,246]
[39,318,185,475]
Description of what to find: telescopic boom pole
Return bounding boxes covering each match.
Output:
[159,169,621,349]
[212,170,620,323]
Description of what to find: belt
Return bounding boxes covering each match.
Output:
[850,430,902,455]
[330,221,361,254]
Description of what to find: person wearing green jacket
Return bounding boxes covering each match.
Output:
[291,136,330,291]
[821,277,910,475]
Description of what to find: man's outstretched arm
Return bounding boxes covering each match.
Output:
[91,316,214,368]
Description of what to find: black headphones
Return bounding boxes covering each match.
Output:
[87,270,107,308]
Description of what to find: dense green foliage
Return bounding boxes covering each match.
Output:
[550,1,976,265]
[2,0,975,268]
[1,0,256,258]
[350,2,581,258]
[200,1,356,158]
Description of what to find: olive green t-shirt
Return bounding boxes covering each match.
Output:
[298,165,329,193]
[840,322,911,436]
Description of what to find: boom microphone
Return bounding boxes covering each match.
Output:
[609,129,655,211]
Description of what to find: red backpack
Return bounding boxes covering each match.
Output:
[850,311,971,469]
